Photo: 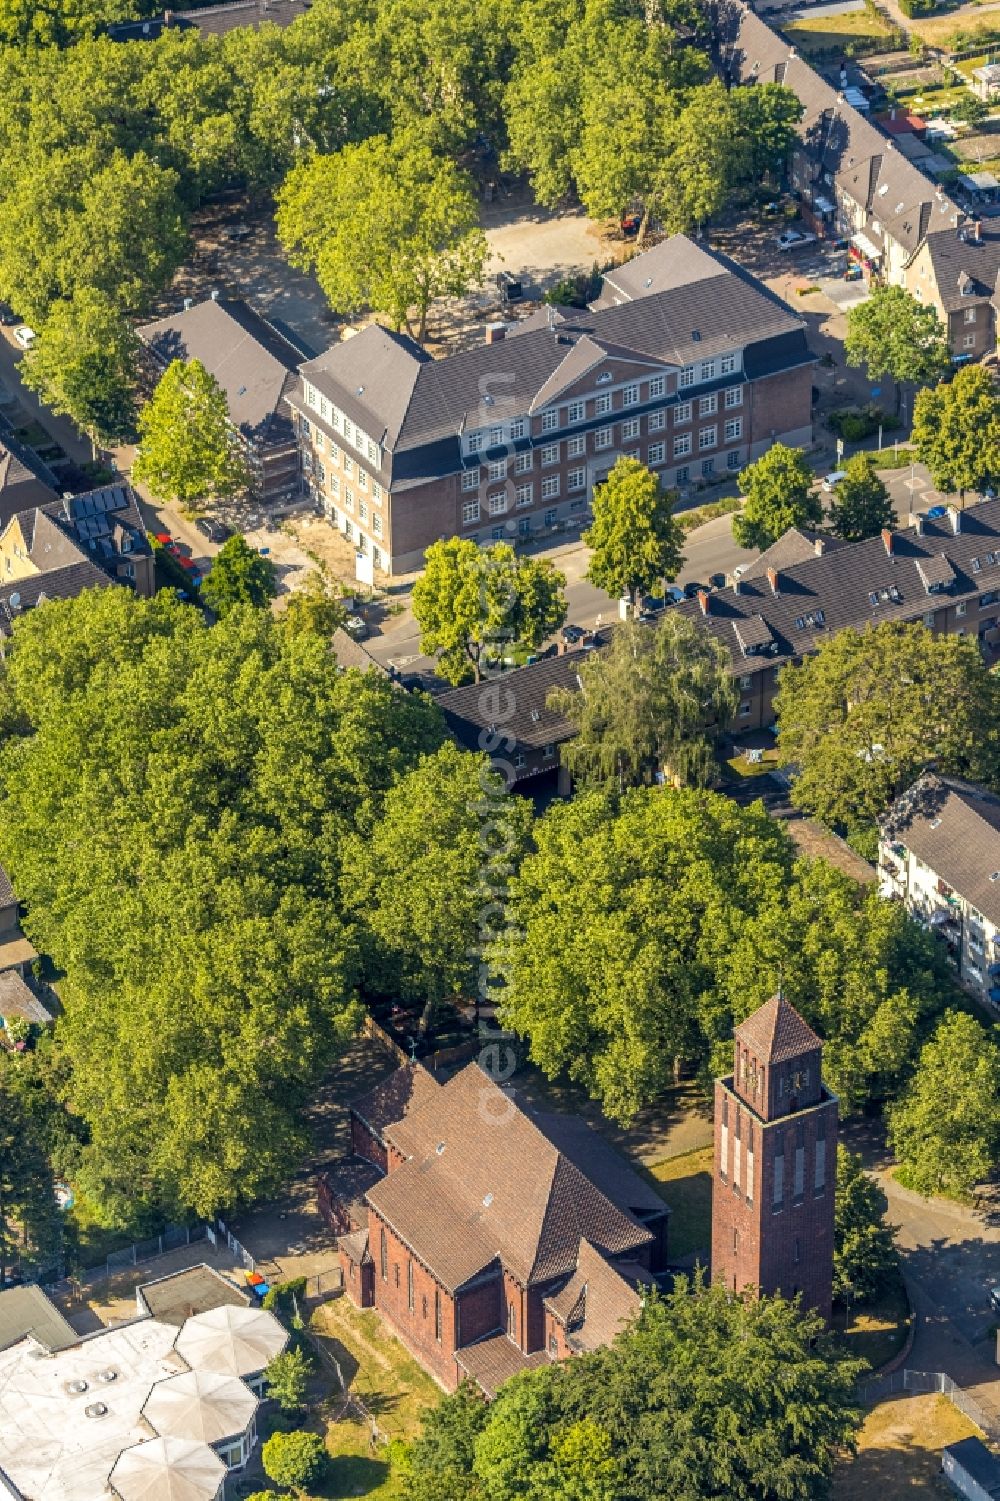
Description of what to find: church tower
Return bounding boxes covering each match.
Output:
[711,994,837,1322]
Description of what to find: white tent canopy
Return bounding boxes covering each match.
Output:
[109,1437,225,1501]
[141,1369,257,1445]
[173,1305,287,1380]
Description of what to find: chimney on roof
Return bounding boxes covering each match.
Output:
[183,297,192,311]
[732,576,743,593]
[766,566,780,595]
[948,504,962,533]
[210,289,220,301]
[813,536,826,557]
[881,527,894,556]
[910,511,924,534]
[697,588,710,615]
[485,322,506,345]
[973,219,983,242]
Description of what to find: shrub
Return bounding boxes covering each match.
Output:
[897,0,933,18]
[262,1276,308,1314]
[262,1430,327,1494]
[827,404,899,442]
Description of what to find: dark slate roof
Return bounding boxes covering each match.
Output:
[543,1240,648,1352]
[298,237,809,455]
[339,1228,371,1266]
[330,628,390,675]
[0,1286,77,1354]
[598,234,727,303]
[320,1156,386,1227]
[741,527,845,579]
[107,0,309,40]
[674,498,1000,672]
[882,774,1000,928]
[943,1437,1000,1495]
[438,636,611,756]
[735,996,822,1064]
[42,484,151,573]
[0,426,60,528]
[366,1062,652,1292]
[138,298,305,448]
[518,1106,669,1223]
[924,224,1000,312]
[0,561,112,636]
[0,865,14,910]
[453,1332,549,1398]
[0,972,52,1026]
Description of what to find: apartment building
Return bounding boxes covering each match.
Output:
[879,775,1000,1007]
[288,234,815,576]
[901,220,1000,360]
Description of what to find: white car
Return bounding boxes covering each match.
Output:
[775,229,817,252]
[12,325,35,349]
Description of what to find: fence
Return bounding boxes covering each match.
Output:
[67,1222,209,1288]
[303,1268,343,1304]
[214,1219,256,1273]
[858,1368,1000,1438]
[362,1013,409,1065]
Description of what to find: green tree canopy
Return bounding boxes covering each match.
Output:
[0,1064,61,1283]
[0,589,445,1224]
[264,1347,312,1414]
[731,82,804,181]
[133,358,249,509]
[277,129,488,340]
[888,1010,1000,1198]
[732,443,822,551]
[282,571,347,639]
[828,453,895,543]
[773,620,1000,831]
[412,538,567,685]
[845,284,949,413]
[403,1381,490,1501]
[912,363,1000,498]
[547,614,737,789]
[200,534,278,618]
[583,457,685,605]
[262,1429,327,1493]
[19,287,138,447]
[834,1146,898,1304]
[342,742,532,1018]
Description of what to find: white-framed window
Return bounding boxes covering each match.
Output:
[372,543,382,567]
[489,491,508,515]
[595,392,612,415]
[699,393,717,417]
[594,426,613,450]
[725,385,743,408]
[343,455,354,478]
[314,430,325,452]
[462,470,479,492]
[491,525,505,540]
[542,475,560,499]
[330,475,340,498]
[674,433,692,458]
[543,509,558,526]
[724,417,743,441]
[963,333,976,348]
[344,518,353,540]
[648,410,665,432]
[675,400,692,424]
[488,458,507,480]
[965,306,977,324]
[541,408,558,432]
[567,434,586,458]
[344,487,354,511]
[701,457,715,477]
[924,611,936,627]
[699,426,717,451]
[359,499,368,523]
[648,375,665,399]
[315,461,326,485]
[357,468,368,491]
[518,517,530,536]
[330,407,343,433]
[366,437,379,463]
[305,384,318,411]
[720,354,738,375]
[510,417,526,440]
[648,441,665,465]
[373,514,383,537]
[622,382,639,407]
[516,482,533,507]
[676,465,689,484]
[568,466,586,491]
[739,674,753,689]
[343,417,354,444]
[621,417,641,440]
[541,443,560,466]
[372,481,383,503]
[957,600,968,616]
[467,431,484,453]
[679,367,694,389]
[330,441,341,462]
[700,360,716,381]
[463,499,480,524]
[515,452,532,474]
[727,450,741,470]
[567,399,586,423]
[300,416,312,437]
[489,425,503,446]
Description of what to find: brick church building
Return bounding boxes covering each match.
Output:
[711,995,838,1321]
[319,1060,669,1394]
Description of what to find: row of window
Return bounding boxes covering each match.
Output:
[302,386,381,466]
[309,428,383,501]
[673,420,743,458]
[380,1228,444,1339]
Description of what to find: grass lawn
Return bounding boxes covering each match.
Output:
[312,1298,441,1443]
[318,1417,397,1501]
[832,1270,911,1372]
[724,748,779,779]
[785,8,896,54]
[913,5,1000,46]
[833,1393,980,1500]
[870,445,917,470]
[647,1145,713,1262]
[894,81,977,114]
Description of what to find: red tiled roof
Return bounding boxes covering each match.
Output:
[734,996,822,1065]
[543,1240,649,1352]
[453,1332,550,1398]
[351,1061,441,1141]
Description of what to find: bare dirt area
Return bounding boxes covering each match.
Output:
[50,1242,246,1335]
[834,1393,980,1500]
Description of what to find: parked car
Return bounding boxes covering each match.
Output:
[822,470,847,492]
[195,516,232,544]
[664,585,685,605]
[12,325,35,349]
[775,229,817,252]
[0,302,16,326]
[620,213,641,238]
[561,623,586,644]
[344,614,369,641]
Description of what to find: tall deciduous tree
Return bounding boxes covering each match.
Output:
[277,130,488,340]
[828,453,894,542]
[834,1146,898,1304]
[412,538,567,685]
[0,1067,60,1284]
[133,358,249,508]
[200,535,278,617]
[584,457,684,605]
[282,571,346,639]
[888,1010,1000,1198]
[845,284,949,414]
[732,442,821,551]
[342,742,532,1019]
[262,1429,327,1493]
[547,615,737,789]
[773,621,1000,831]
[20,288,139,447]
[731,82,804,182]
[912,363,1000,499]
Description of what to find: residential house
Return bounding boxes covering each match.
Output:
[322,1061,669,1394]
[0,429,59,528]
[0,862,36,977]
[0,485,154,634]
[879,774,1000,1007]
[290,234,815,575]
[108,0,308,42]
[138,297,313,509]
[715,2,972,299]
[902,220,1000,359]
[0,1281,287,1501]
[0,970,52,1045]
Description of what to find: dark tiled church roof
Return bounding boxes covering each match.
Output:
[735,996,821,1064]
